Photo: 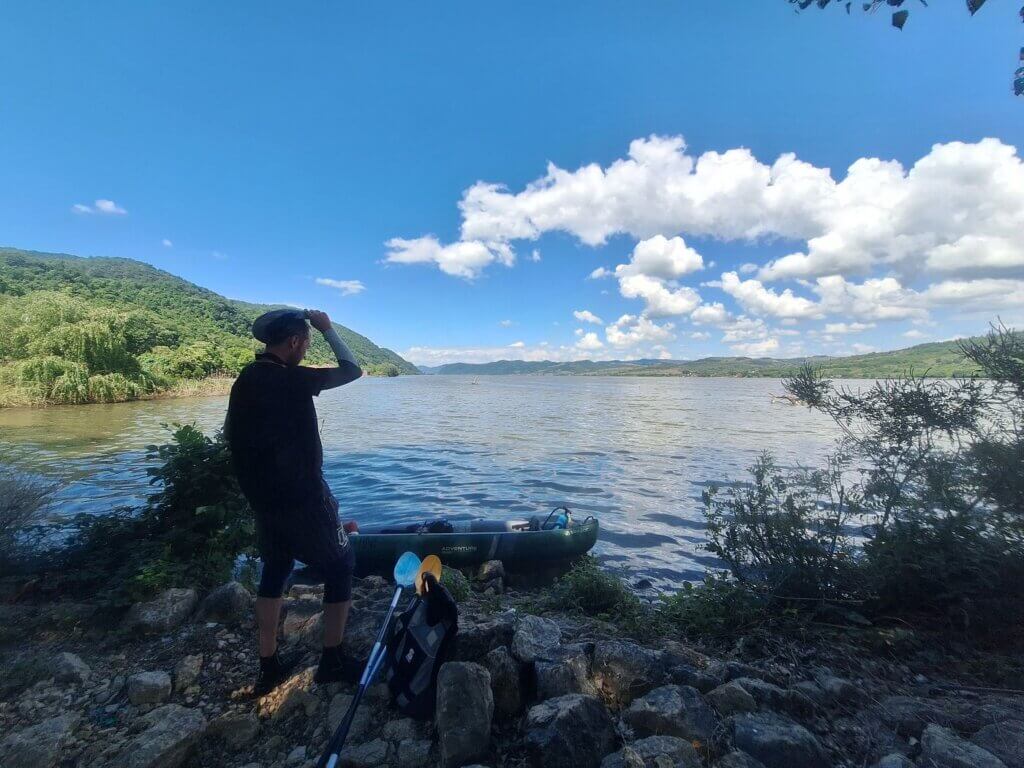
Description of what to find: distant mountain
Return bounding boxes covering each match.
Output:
[0,247,417,406]
[422,341,981,379]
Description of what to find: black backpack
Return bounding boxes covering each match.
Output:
[383,573,458,719]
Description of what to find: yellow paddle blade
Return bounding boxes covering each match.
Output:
[416,554,443,595]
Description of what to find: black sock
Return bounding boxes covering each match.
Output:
[260,651,280,669]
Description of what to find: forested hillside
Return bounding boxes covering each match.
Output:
[425,339,982,378]
[0,248,416,407]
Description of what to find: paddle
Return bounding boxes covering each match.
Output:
[416,554,442,596]
[318,551,421,768]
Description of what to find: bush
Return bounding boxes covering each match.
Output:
[441,566,470,602]
[0,458,58,571]
[537,556,651,633]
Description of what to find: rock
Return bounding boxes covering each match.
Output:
[920,724,1006,768]
[621,684,717,743]
[872,755,915,768]
[127,671,173,705]
[53,652,91,685]
[397,739,432,768]
[337,739,391,768]
[329,693,372,740]
[0,713,80,768]
[665,661,719,694]
[715,751,767,768]
[731,678,814,719]
[706,681,757,716]
[259,667,319,722]
[788,681,826,707]
[730,712,829,768]
[512,615,562,662]
[972,719,1024,768]
[705,661,775,686]
[286,745,306,764]
[536,643,599,700]
[592,640,668,708]
[484,645,522,720]
[195,581,253,624]
[600,735,701,768]
[124,588,198,634]
[207,710,259,749]
[173,654,204,692]
[111,704,207,768]
[477,559,505,582]
[382,717,419,742]
[436,662,493,768]
[524,694,616,768]
[455,615,515,662]
[815,675,867,707]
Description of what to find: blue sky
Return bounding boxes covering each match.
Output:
[1,2,1021,365]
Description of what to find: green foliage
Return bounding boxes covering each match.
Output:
[658,573,772,638]
[0,456,58,572]
[57,425,256,605]
[541,556,647,627]
[441,566,470,602]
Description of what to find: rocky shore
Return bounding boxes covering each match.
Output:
[2,565,1023,768]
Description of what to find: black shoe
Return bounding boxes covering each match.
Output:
[314,645,363,685]
[255,649,300,696]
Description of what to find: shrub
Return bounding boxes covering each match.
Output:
[441,566,470,602]
[0,458,58,571]
[537,556,651,633]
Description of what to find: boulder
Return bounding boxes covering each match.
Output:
[592,640,668,708]
[173,654,204,692]
[731,678,814,719]
[329,693,372,740]
[476,560,506,592]
[127,671,172,705]
[195,581,253,624]
[730,712,829,768]
[207,710,259,749]
[436,662,493,768]
[621,685,717,743]
[875,695,1018,738]
[972,719,1024,768]
[919,724,1006,768]
[286,745,306,764]
[536,643,599,700]
[0,713,80,768]
[600,735,701,768]
[715,751,767,768]
[524,694,616,768]
[53,652,91,685]
[258,667,319,722]
[872,755,915,768]
[705,660,775,685]
[816,675,867,707]
[456,615,515,662]
[111,704,207,768]
[337,739,391,768]
[397,739,432,768]
[512,615,562,662]
[484,645,522,720]
[124,588,197,634]
[706,681,757,716]
[381,717,420,742]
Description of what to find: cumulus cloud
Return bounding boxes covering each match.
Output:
[690,302,731,326]
[72,198,127,215]
[574,309,603,325]
[720,271,821,319]
[606,314,675,348]
[690,331,711,340]
[531,249,542,262]
[575,331,604,351]
[616,236,703,280]
[403,343,610,366]
[499,319,514,327]
[588,266,611,279]
[161,238,173,248]
[903,329,927,339]
[316,277,366,296]
[824,322,876,334]
[731,337,780,356]
[617,274,701,318]
[384,236,512,279]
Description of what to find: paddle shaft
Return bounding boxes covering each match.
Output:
[318,586,403,768]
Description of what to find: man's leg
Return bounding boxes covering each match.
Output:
[314,545,361,684]
[254,557,298,695]
[256,596,285,657]
[322,599,352,648]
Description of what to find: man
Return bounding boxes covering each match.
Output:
[225,307,363,695]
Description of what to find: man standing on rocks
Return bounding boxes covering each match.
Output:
[225,308,363,695]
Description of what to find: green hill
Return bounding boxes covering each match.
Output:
[0,247,416,407]
[424,340,982,379]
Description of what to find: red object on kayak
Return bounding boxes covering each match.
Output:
[343,521,360,534]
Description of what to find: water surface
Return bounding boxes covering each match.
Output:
[0,376,845,589]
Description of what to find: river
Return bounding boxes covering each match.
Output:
[0,375,846,589]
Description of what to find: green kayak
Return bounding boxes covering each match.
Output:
[349,515,599,575]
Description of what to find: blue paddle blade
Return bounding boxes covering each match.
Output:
[393,552,422,588]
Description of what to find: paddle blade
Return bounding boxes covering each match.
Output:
[393,552,422,588]
[416,555,442,595]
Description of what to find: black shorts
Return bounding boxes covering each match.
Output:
[258,541,355,603]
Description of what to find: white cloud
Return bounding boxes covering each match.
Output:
[617,273,701,318]
[161,238,173,248]
[903,329,926,339]
[918,279,1024,312]
[211,250,228,260]
[813,275,924,321]
[509,341,525,348]
[531,249,541,262]
[690,302,731,326]
[575,332,604,351]
[573,309,603,325]
[616,235,703,280]
[824,322,875,334]
[606,314,675,348]
[730,337,780,356]
[404,342,610,366]
[720,271,822,319]
[384,236,512,279]
[851,343,877,354]
[690,331,711,340]
[72,198,127,215]
[925,235,1024,273]
[499,319,514,327]
[720,316,769,343]
[739,263,758,275]
[588,266,611,279]
[316,277,366,296]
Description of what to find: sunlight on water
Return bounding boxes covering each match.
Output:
[0,376,847,589]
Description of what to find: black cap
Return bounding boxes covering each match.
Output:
[252,309,308,344]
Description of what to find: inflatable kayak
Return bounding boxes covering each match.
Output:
[348,510,599,575]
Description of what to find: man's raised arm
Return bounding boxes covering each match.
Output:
[307,310,363,388]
